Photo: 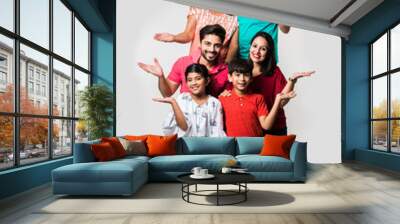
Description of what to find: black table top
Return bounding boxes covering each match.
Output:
[177,172,255,185]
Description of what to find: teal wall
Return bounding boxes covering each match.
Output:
[92,33,114,88]
[92,32,114,136]
[91,0,115,134]
[0,158,72,199]
[343,0,400,171]
[355,149,400,172]
[0,0,116,200]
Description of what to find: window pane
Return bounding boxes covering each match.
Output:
[0,34,14,112]
[74,69,89,118]
[372,77,387,119]
[75,18,89,70]
[391,24,400,70]
[20,44,49,115]
[53,59,72,117]
[20,0,49,49]
[372,33,387,76]
[0,0,13,31]
[391,72,400,118]
[0,116,13,170]
[20,117,49,165]
[391,120,400,153]
[53,0,72,60]
[53,119,72,157]
[372,121,388,151]
[75,120,88,143]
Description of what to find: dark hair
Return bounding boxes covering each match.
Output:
[184,63,211,94]
[199,24,226,43]
[248,31,277,76]
[185,63,209,80]
[228,59,253,76]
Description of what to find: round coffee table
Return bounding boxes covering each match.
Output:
[177,173,255,206]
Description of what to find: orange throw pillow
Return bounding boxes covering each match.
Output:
[146,134,177,157]
[101,137,127,158]
[260,134,296,159]
[91,142,117,161]
[124,135,149,141]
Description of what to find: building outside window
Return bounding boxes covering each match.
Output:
[28,81,34,94]
[28,67,34,80]
[42,85,46,97]
[0,72,5,84]
[35,70,40,81]
[0,54,7,89]
[0,71,6,84]
[41,73,46,83]
[35,83,40,95]
[0,54,6,67]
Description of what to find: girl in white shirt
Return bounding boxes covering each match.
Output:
[153,63,226,137]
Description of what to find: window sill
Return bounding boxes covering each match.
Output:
[0,156,72,175]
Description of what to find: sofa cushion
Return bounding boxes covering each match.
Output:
[53,159,147,183]
[146,134,177,157]
[236,155,293,172]
[148,154,235,172]
[118,138,147,156]
[114,155,150,163]
[101,137,127,158]
[177,137,235,155]
[124,135,149,142]
[260,134,296,159]
[91,142,118,161]
[236,137,264,155]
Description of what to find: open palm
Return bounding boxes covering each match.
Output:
[153,97,174,104]
[154,33,174,42]
[138,58,163,77]
[291,70,315,81]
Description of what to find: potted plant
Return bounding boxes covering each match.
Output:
[79,84,113,140]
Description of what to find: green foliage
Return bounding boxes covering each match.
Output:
[79,84,113,140]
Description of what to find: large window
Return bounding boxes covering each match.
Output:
[0,0,91,171]
[371,23,400,154]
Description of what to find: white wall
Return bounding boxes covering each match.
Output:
[117,0,341,163]
[278,29,341,163]
[116,0,188,136]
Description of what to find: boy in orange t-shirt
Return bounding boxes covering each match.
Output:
[219,59,295,137]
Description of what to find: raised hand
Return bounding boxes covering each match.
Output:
[152,97,175,104]
[278,91,297,108]
[138,58,164,78]
[154,33,175,42]
[276,91,296,101]
[291,70,315,81]
[218,89,232,97]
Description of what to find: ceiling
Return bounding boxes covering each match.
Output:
[165,0,384,38]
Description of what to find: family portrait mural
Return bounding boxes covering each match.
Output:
[137,6,314,138]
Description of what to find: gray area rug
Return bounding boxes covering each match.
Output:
[38,183,362,214]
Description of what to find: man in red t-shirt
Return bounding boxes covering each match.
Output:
[138,24,229,97]
[219,59,295,137]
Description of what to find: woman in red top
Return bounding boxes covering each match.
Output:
[248,32,314,135]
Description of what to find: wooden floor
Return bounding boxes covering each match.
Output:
[1,162,400,224]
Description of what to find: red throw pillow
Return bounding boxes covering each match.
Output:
[101,137,127,158]
[260,134,296,159]
[91,142,117,161]
[146,134,177,157]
